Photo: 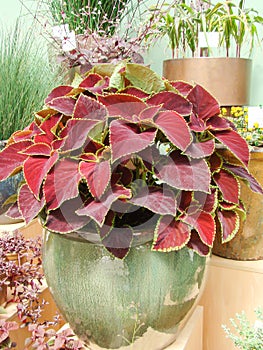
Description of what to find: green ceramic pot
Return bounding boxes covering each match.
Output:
[42,230,207,350]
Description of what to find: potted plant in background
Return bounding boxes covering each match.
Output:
[0,61,262,349]
[24,0,160,82]
[0,19,63,225]
[212,106,263,260]
[147,0,263,106]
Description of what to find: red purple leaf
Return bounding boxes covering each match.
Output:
[147,91,192,116]
[224,164,263,194]
[45,85,73,104]
[194,189,217,213]
[206,115,232,130]
[182,210,215,247]
[211,129,249,167]
[60,119,104,152]
[110,120,156,162]
[6,202,23,220]
[170,81,193,96]
[18,184,45,224]
[120,87,150,98]
[187,84,220,121]
[139,106,161,122]
[154,111,192,151]
[44,159,82,210]
[101,226,133,259]
[0,141,32,181]
[79,73,103,88]
[76,184,132,226]
[184,139,215,158]
[46,96,76,116]
[21,143,51,156]
[155,150,211,193]
[189,112,206,132]
[98,94,146,121]
[45,197,89,233]
[187,230,210,256]
[209,153,223,173]
[23,152,59,199]
[152,216,191,251]
[73,94,107,120]
[217,209,240,243]
[129,186,177,216]
[79,159,111,198]
[213,169,239,204]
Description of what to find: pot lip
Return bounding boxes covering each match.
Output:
[44,225,156,248]
[163,57,252,63]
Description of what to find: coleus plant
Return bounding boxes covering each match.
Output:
[0,62,262,259]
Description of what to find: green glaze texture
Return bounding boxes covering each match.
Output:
[42,231,207,350]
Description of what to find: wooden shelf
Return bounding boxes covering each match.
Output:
[199,254,263,350]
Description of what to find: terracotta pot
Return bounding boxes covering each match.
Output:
[43,230,208,350]
[212,148,263,260]
[163,58,252,106]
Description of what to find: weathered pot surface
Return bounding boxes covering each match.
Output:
[213,147,263,260]
[42,229,208,349]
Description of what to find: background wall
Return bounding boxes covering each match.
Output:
[0,0,263,105]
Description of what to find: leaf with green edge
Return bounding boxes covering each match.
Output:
[44,159,82,210]
[209,153,223,173]
[211,129,249,167]
[187,230,210,256]
[23,151,59,199]
[79,159,111,199]
[36,114,62,144]
[76,184,132,226]
[18,183,45,224]
[189,112,206,132]
[78,73,103,89]
[125,63,165,94]
[154,111,192,151]
[21,143,51,156]
[46,96,76,116]
[182,209,215,247]
[101,226,133,259]
[169,81,193,96]
[187,84,220,121]
[120,87,150,98]
[73,94,107,120]
[217,209,240,243]
[45,85,73,104]
[178,191,193,212]
[152,216,191,251]
[206,115,232,130]
[147,91,192,116]
[0,140,32,181]
[224,164,263,194]
[184,138,215,159]
[60,118,104,152]
[98,94,146,122]
[6,202,23,220]
[155,150,211,193]
[139,106,161,122]
[114,164,133,186]
[213,169,240,204]
[129,186,177,216]
[110,120,156,162]
[45,197,90,233]
[194,188,217,214]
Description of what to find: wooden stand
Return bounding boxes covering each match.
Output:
[165,306,203,350]
[199,255,263,350]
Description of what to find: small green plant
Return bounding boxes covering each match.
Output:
[222,307,263,350]
[0,19,63,140]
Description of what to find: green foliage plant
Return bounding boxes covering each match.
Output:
[222,307,263,350]
[0,19,63,141]
[146,0,263,59]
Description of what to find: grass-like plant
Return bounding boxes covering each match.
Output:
[0,19,63,141]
